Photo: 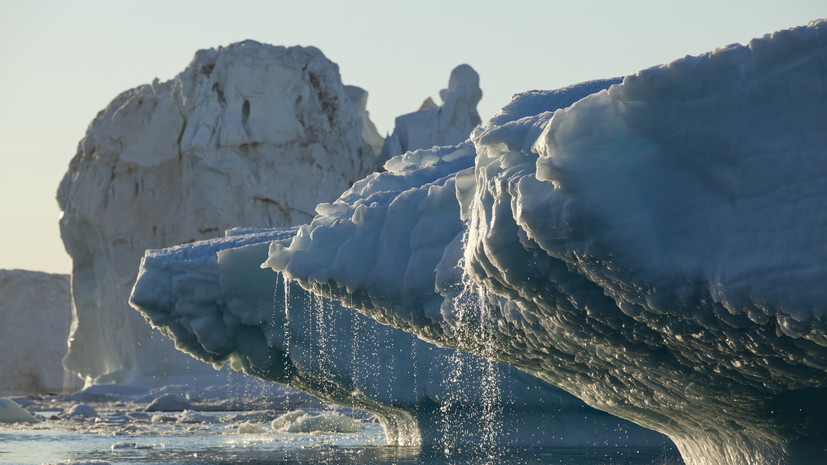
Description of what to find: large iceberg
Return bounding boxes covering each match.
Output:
[57,41,378,385]
[0,269,79,395]
[130,226,670,448]
[263,21,827,465]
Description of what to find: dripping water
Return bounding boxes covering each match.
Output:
[313,292,331,377]
[473,283,504,464]
[436,230,505,464]
[281,272,291,358]
[351,296,365,397]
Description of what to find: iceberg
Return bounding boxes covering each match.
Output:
[0,269,79,395]
[377,64,483,166]
[57,41,378,385]
[130,226,670,448]
[263,20,827,465]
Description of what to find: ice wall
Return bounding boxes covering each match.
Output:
[377,64,482,166]
[266,21,827,465]
[57,41,378,386]
[130,227,670,448]
[0,269,79,395]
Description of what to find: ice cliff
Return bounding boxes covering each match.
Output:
[130,226,669,448]
[57,41,378,385]
[263,21,827,465]
[377,64,482,166]
[0,269,79,395]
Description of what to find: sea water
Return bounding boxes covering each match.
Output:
[1,389,683,465]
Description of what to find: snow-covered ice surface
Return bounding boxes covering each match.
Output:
[57,41,378,386]
[130,226,670,449]
[265,20,827,465]
[0,269,80,395]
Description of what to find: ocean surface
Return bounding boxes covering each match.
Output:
[1,391,684,465]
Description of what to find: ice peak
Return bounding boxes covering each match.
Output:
[378,64,482,167]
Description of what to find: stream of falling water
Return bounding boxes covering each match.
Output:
[475,284,504,464]
[313,292,332,378]
[282,272,291,358]
[437,264,504,464]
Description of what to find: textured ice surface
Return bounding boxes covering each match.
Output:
[377,64,482,167]
[266,20,827,465]
[131,226,669,448]
[0,269,79,395]
[57,41,378,386]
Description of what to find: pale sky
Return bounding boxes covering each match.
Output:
[1,0,823,274]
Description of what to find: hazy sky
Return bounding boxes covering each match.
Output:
[1,0,823,274]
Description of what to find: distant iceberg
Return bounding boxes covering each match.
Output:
[0,269,78,395]
[261,20,827,465]
[58,41,378,386]
[377,64,483,166]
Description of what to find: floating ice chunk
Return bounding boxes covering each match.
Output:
[111,442,152,450]
[67,404,98,418]
[270,410,305,430]
[0,398,38,423]
[271,410,364,434]
[177,410,212,423]
[144,394,193,412]
[237,421,270,434]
